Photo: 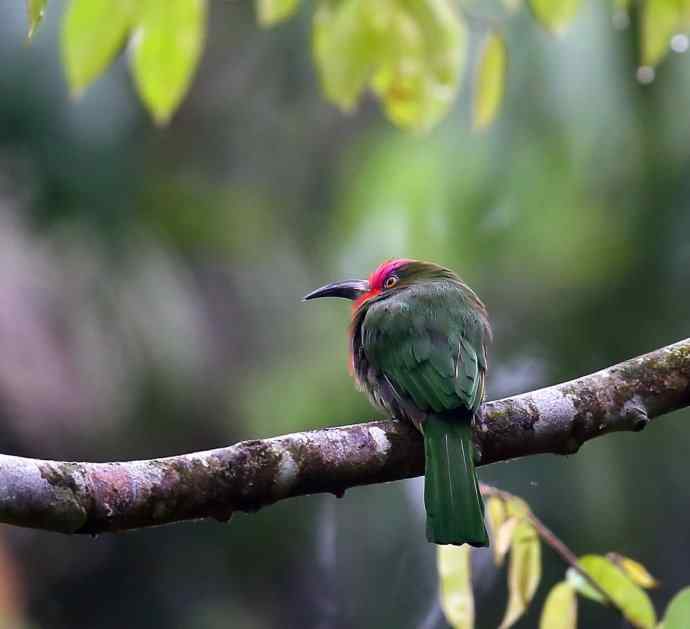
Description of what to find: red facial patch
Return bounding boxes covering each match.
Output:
[352,258,413,311]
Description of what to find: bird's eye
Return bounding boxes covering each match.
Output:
[384,275,398,289]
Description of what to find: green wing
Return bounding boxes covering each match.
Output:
[361,284,487,416]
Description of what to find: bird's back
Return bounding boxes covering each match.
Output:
[351,279,490,429]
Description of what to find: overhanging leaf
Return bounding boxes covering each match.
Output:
[607,553,659,589]
[313,0,467,131]
[312,0,376,112]
[438,545,474,629]
[371,0,467,131]
[578,554,657,628]
[640,0,690,67]
[539,582,577,629]
[131,0,207,125]
[26,0,47,41]
[473,31,507,130]
[529,0,582,34]
[257,0,300,27]
[662,586,690,629]
[61,0,133,94]
[499,519,541,629]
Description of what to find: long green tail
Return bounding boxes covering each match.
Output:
[423,415,489,547]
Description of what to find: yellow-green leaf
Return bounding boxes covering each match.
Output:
[312,0,376,112]
[607,553,659,589]
[61,0,134,94]
[371,0,467,131]
[487,496,507,564]
[257,0,300,27]
[313,0,467,131]
[131,0,207,125]
[565,567,606,604]
[494,517,519,567]
[473,31,507,130]
[662,587,690,629]
[529,0,582,34]
[487,496,506,534]
[578,554,657,628]
[640,0,689,67]
[499,520,541,629]
[539,582,577,629]
[26,0,47,41]
[505,495,530,518]
[438,545,474,629]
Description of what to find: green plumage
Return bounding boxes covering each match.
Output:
[350,261,491,546]
[424,415,488,546]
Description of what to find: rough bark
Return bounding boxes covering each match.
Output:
[0,338,688,534]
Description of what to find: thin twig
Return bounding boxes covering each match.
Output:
[480,484,613,606]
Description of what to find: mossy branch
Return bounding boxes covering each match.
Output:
[0,338,688,534]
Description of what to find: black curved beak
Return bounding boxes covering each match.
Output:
[303,279,369,302]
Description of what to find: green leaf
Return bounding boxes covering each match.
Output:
[438,545,474,629]
[312,0,376,112]
[487,496,507,565]
[505,495,530,518]
[494,517,519,567]
[662,587,690,629]
[539,582,577,629]
[61,0,134,94]
[131,0,207,125]
[499,520,541,629]
[313,0,467,131]
[370,0,467,131]
[577,554,657,628]
[473,31,507,130]
[487,496,506,533]
[640,0,690,67]
[529,0,582,34]
[607,553,659,589]
[565,567,607,604]
[257,0,300,27]
[26,0,47,41]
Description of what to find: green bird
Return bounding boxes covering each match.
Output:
[304,259,491,546]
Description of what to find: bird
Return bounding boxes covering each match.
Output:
[304,259,491,546]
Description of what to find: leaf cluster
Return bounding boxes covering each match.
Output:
[23,0,690,130]
[438,489,690,629]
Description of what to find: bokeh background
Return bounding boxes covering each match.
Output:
[1,1,689,627]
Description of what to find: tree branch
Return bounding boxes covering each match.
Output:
[1,338,688,535]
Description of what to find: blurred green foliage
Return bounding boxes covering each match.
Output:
[26,0,690,132]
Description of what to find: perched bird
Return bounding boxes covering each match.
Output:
[304,259,491,546]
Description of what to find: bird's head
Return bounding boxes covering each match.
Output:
[303,258,457,310]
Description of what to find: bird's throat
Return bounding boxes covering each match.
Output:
[353,287,381,311]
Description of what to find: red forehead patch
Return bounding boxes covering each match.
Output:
[368,258,413,290]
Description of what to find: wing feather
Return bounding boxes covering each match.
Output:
[359,283,488,418]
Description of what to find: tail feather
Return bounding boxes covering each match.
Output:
[423,415,488,547]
